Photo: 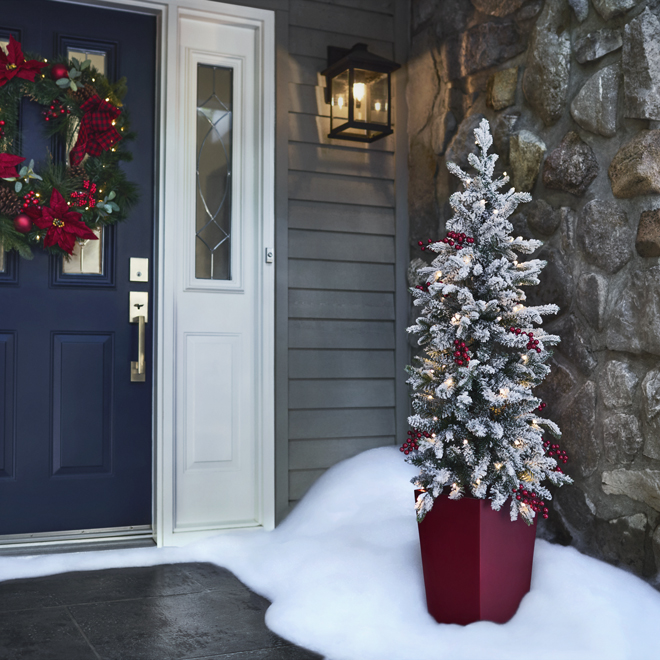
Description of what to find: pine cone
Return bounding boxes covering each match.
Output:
[68,164,87,180]
[69,83,96,105]
[0,186,22,218]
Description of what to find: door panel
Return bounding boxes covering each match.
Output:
[0,0,156,537]
[52,334,113,476]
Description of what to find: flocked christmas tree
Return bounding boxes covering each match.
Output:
[404,119,572,525]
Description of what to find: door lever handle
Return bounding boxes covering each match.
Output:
[131,315,146,382]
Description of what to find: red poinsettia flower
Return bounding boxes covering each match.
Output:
[26,188,98,254]
[0,36,47,87]
[0,153,25,178]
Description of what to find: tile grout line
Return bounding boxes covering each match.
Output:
[0,589,212,613]
[181,643,320,660]
[65,606,103,660]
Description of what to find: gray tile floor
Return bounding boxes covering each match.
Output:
[0,563,323,660]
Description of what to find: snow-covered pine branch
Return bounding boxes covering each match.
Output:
[404,118,573,525]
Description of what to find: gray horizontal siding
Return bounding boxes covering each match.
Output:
[218,0,288,11]
[289,468,326,501]
[289,171,395,207]
[289,260,395,291]
[285,5,399,507]
[302,0,394,16]
[289,112,395,151]
[289,229,395,262]
[289,25,394,60]
[289,54,325,86]
[289,436,395,471]
[288,83,328,116]
[289,320,395,349]
[290,0,394,41]
[289,407,396,439]
[289,289,395,320]
[290,379,395,409]
[289,349,396,379]
[289,200,395,235]
[289,140,395,179]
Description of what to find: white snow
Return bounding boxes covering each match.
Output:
[1,446,659,660]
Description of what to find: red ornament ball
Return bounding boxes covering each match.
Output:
[50,63,69,81]
[13,213,33,234]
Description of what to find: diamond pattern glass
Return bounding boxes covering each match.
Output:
[195,65,233,280]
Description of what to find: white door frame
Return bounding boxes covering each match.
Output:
[32,0,277,549]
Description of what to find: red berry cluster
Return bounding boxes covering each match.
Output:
[0,119,5,138]
[415,281,431,292]
[512,487,549,519]
[453,339,470,366]
[418,238,433,251]
[509,327,541,354]
[21,190,40,210]
[537,401,547,412]
[42,100,71,122]
[70,180,98,208]
[400,429,423,455]
[442,231,474,251]
[544,440,568,465]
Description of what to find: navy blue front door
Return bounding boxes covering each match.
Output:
[0,0,156,536]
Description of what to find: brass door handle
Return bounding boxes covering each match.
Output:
[131,315,146,382]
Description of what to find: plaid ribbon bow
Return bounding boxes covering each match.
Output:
[70,95,122,167]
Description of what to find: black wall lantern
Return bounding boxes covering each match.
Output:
[322,43,400,143]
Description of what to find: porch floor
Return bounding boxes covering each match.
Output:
[0,562,323,660]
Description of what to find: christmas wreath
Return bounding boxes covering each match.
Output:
[0,36,137,258]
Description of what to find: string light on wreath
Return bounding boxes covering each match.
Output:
[0,37,137,257]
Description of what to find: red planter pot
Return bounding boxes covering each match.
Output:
[416,491,537,625]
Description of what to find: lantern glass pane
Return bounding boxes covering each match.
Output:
[195,64,233,281]
[331,70,349,129]
[352,69,388,125]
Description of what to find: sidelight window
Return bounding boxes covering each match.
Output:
[195,64,233,281]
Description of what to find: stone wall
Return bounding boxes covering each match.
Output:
[407,0,660,584]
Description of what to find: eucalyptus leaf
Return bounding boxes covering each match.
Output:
[71,57,81,69]
[56,78,70,88]
[32,173,43,181]
[81,59,91,70]
[70,81,78,92]
[107,191,116,201]
[69,69,80,79]
[19,167,27,176]
[104,205,113,214]
[14,182,22,193]
[28,159,34,170]
[109,202,119,211]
